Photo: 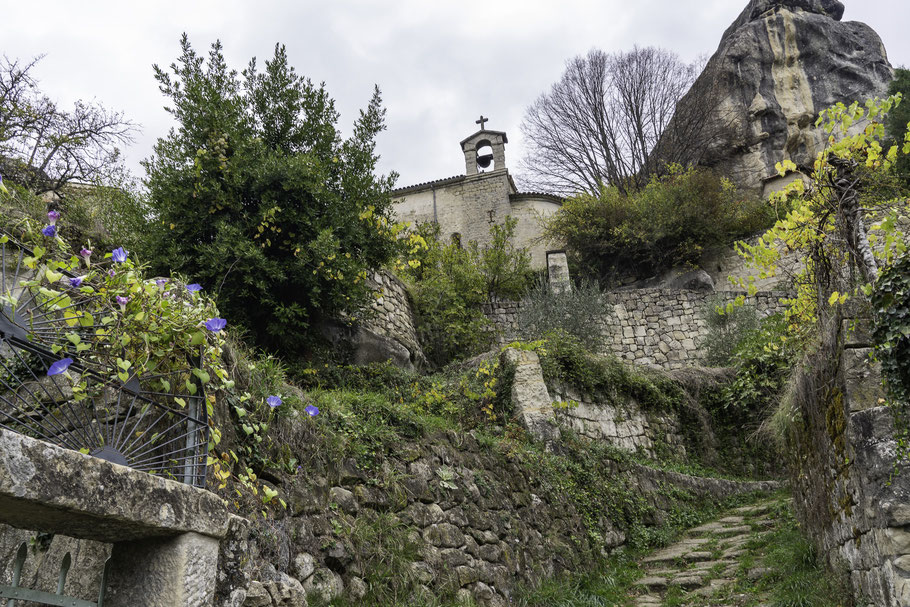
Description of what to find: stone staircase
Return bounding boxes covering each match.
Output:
[632,501,779,606]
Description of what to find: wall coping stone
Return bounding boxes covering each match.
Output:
[0,428,229,543]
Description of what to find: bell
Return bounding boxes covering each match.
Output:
[477,154,494,169]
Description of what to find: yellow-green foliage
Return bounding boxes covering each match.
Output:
[735,95,910,336]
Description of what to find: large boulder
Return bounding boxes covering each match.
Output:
[693,0,893,191]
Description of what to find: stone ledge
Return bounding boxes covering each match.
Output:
[0,428,228,542]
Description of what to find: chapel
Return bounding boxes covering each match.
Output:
[391,117,563,269]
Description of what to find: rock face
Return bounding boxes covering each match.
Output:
[695,0,893,191]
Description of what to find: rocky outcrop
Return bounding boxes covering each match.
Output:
[694,0,893,191]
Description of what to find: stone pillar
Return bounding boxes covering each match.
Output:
[547,251,571,294]
[503,348,559,443]
[105,532,220,606]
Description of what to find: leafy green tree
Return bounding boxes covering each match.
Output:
[143,37,401,352]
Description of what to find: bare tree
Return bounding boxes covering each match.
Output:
[520,46,724,196]
[0,55,136,195]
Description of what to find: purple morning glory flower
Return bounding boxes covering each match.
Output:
[186,283,202,293]
[80,248,93,267]
[155,278,168,290]
[47,210,61,226]
[47,358,73,376]
[111,247,128,263]
[41,225,57,237]
[69,276,84,288]
[266,396,282,408]
[108,269,116,278]
[305,404,319,417]
[116,295,130,312]
[205,318,227,332]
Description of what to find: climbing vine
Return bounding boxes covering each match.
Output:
[0,208,300,509]
[735,94,910,333]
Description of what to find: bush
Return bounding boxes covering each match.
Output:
[470,216,534,300]
[401,218,534,367]
[143,38,401,353]
[543,166,773,284]
[537,330,684,412]
[720,314,797,415]
[517,278,610,352]
[700,297,761,367]
[0,172,148,254]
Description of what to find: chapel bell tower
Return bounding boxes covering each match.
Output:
[460,115,508,176]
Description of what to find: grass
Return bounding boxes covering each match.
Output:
[510,552,644,607]
[732,500,850,607]
[655,495,851,607]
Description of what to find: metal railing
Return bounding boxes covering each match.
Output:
[0,543,110,607]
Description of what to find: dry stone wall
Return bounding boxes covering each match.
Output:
[552,389,686,459]
[361,269,425,366]
[216,431,777,607]
[505,348,687,459]
[484,289,791,369]
[786,315,910,606]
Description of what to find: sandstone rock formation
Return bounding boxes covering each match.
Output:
[694,0,893,191]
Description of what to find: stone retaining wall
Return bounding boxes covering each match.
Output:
[786,316,910,606]
[362,269,425,366]
[505,348,687,459]
[484,289,791,369]
[216,431,777,607]
[552,388,687,459]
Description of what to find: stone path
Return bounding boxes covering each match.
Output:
[631,499,779,606]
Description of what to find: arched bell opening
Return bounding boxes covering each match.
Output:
[475,140,495,173]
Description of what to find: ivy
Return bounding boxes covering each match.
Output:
[872,250,910,405]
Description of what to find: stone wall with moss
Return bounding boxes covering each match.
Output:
[783,315,910,606]
[484,289,790,369]
[362,269,425,365]
[216,430,776,607]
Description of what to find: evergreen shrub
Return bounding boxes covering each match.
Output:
[543,166,773,284]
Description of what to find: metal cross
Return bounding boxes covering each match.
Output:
[476,115,489,130]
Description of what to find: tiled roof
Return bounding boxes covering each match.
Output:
[510,191,565,205]
[391,174,465,194]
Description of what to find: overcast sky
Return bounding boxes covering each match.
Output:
[5,1,910,190]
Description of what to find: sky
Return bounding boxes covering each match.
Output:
[5,1,910,190]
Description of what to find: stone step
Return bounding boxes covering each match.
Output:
[633,576,668,592]
[641,538,710,564]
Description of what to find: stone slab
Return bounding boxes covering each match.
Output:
[0,428,228,542]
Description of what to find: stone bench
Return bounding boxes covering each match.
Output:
[0,428,230,606]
